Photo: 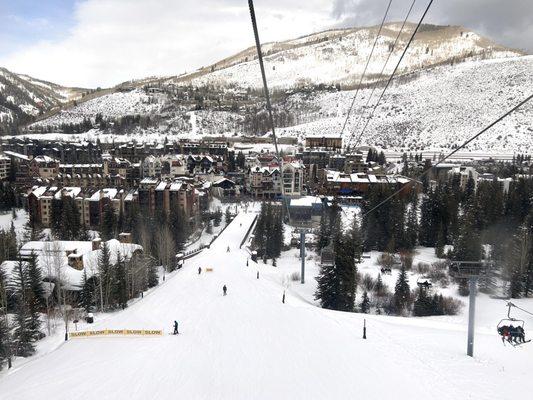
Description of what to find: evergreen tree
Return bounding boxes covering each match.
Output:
[404,197,419,250]
[100,204,117,241]
[435,223,445,258]
[11,259,38,356]
[113,254,128,309]
[393,267,411,315]
[374,273,386,297]
[0,310,9,370]
[147,261,159,288]
[26,252,45,309]
[78,221,92,241]
[206,219,213,234]
[0,263,10,370]
[315,229,357,312]
[505,224,531,298]
[23,214,44,242]
[79,269,96,314]
[98,242,112,310]
[413,288,432,316]
[225,207,232,225]
[213,208,222,227]
[360,291,370,313]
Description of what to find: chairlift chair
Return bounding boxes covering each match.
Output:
[497,302,529,345]
[416,277,432,289]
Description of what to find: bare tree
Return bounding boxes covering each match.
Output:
[157,225,175,280]
[51,241,70,339]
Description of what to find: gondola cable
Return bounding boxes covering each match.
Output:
[345,0,417,151]
[349,0,435,149]
[339,0,394,139]
[361,92,533,219]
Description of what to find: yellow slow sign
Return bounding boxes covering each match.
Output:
[69,329,163,338]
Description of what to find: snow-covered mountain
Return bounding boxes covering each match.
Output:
[171,22,524,89]
[13,23,533,153]
[0,67,87,132]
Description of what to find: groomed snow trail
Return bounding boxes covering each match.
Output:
[1,211,532,400]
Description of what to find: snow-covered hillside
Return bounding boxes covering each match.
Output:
[23,55,533,153]
[176,23,522,90]
[30,89,164,127]
[0,67,87,130]
[14,22,532,153]
[279,55,533,152]
[1,211,532,400]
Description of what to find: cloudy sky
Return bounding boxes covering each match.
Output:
[0,0,530,88]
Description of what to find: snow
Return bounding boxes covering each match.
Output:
[1,239,143,290]
[89,188,118,201]
[182,23,522,90]
[1,210,532,399]
[278,55,533,153]
[290,196,321,207]
[0,208,29,240]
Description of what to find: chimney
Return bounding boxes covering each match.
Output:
[119,232,132,244]
[92,238,102,251]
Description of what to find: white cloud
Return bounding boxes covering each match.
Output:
[0,0,337,88]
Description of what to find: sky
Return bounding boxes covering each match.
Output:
[0,0,530,88]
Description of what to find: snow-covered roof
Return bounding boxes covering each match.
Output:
[90,188,118,201]
[11,239,143,290]
[3,150,30,161]
[170,182,183,191]
[290,196,321,207]
[33,155,57,163]
[155,181,168,191]
[54,187,82,200]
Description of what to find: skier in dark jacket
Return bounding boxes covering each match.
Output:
[223,285,227,296]
[516,325,526,343]
[198,267,202,275]
[173,320,179,335]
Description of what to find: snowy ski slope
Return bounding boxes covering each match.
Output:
[1,211,532,400]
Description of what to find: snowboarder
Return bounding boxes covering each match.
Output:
[198,267,202,275]
[223,285,227,296]
[173,320,179,335]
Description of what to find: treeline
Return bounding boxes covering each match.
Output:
[0,184,17,210]
[0,253,47,367]
[79,241,158,314]
[252,202,284,263]
[242,106,295,135]
[315,201,360,311]
[362,172,533,298]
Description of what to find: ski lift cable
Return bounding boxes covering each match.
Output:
[339,0,393,140]
[361,92,533,219]
[248,0,291,218]
[350,0,435,149]
[345,0,417,151]
[248,0,279,158]
[508,302,533,317]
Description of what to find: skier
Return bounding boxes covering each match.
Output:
[516,326,526,343]
[173,320,179,335]
[198,267,202,275]
[223,285,227,296]
[227,246,230,252]
[257,271,259,279]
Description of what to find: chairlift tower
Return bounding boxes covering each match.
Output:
[449,261,490,357]
[291,220,319,285]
